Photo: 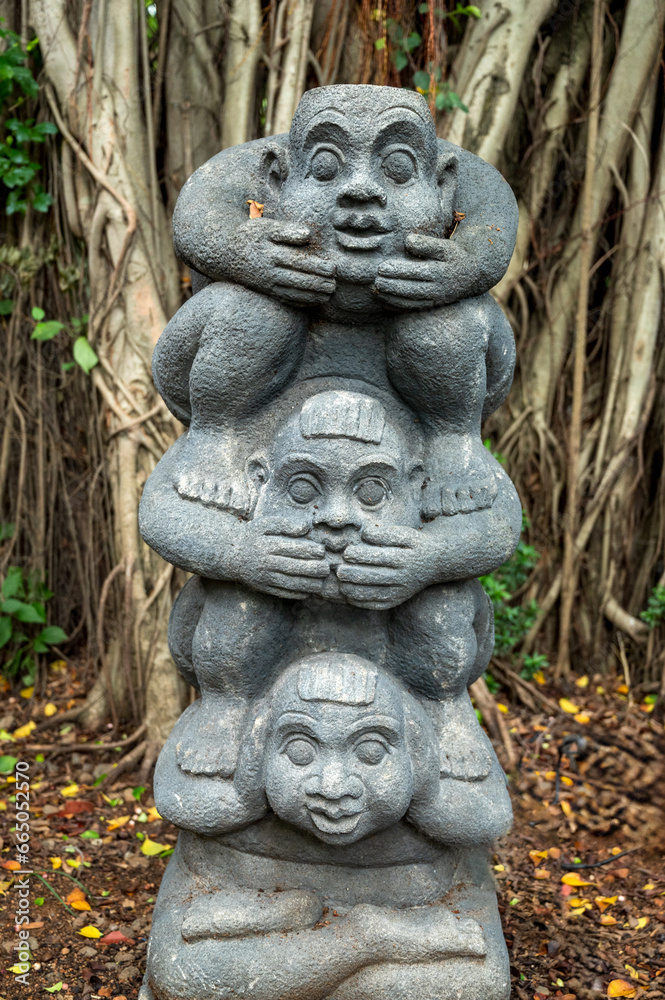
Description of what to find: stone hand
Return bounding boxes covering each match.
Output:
[238,516,330,599]
[337,525,430,609]
[228,219,336,306]
[374,233,469,310]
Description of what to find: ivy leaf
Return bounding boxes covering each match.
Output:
[394,50,408,71]
[0,755,18,773]
[2,566,24,599]
[374,37,386,50]
[36,625,67,645]
[31,320,65,341]
[73,336,99,374]
[31,306,45,321]
[0,300,13,315]
[413,70,431,92]
[406,31,421,50]
[0,615,12,648]
[32,187,53,213]
[1,598,46,623]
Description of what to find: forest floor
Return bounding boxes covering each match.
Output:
[0,662,663,1000]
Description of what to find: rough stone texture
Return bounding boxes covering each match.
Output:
[139,84,519,1000]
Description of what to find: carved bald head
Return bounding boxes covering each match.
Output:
[263,653,432,844]
[250,390,423,552]
[264,85,458,286]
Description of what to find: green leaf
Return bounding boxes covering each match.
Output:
[31,306,46,321]
[132,785,146,801]
[92,773,107,787]
[0,755,18,773]
[413,70,431,92]
[394,50,408,71]
[464,5,482,17]
[80,830,100,840]
[0,616,12,648]
[61,361,75,372]
[2,566,24,599]
[1,598,46,623]
[44,983,63,993]
[35,897,45,906]
[0,299,13,315]
[32,320,65,341]
[73,336,99,374]
[374,37,386,50]
[406,31,421,50]
[418,2,430,11]
[36,625,67,645]
[32,187,53,213]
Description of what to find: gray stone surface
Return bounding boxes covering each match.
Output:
[139,84,518,1000]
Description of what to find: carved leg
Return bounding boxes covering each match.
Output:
[385,295,514,518]
[174,282,308,515]
[167,578,295,777]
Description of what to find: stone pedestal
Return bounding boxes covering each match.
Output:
[139,84,520,1000]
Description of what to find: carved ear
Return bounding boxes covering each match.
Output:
[246,455,270,517]
[436,148,458,192]
[260,141,290,196]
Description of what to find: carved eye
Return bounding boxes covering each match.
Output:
[310,149,341,181]
[288,475,321,504]
[355,740,387,766]
[354,477,389,508]
[285,739,316,766]
[382,150,415,184]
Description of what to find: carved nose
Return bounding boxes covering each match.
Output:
[312,498,360,530]
[337,178,387,207]
[306,764,363,801]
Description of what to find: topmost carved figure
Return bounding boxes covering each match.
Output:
[147,85,519,568]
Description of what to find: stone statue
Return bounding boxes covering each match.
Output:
[139,84,519,1000]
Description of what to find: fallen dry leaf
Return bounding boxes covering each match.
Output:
[595,895,618,912]
[43,702,57,716]
[607,981,637,998]
[559,698,580,714]
[141,836,171,856]
[561,872,593,887]
[99,930,135,946]
[107,815,131,831]
[60,782,80,797]
[78,925,102,939]
[529,849,549,866]
[246,199,264,219]
[13,720,36,739]
[600,914,618,926]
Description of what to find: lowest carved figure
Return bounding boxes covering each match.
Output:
[139,84,520,1000]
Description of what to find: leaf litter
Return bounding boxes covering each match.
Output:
[0,661,662,997]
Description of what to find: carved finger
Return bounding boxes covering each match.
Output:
[342,544,406,568]
[273,286,334,306]
[376,260,436,280]
[265,574,327,597]
[271,251,336,277]
[405,232,452,261]
[338,583,405,608]
[374,277,436,300]
[360,525,418,548]
[272,269,336,293]
[266,556,330,579]
[261,517,311,538]
[267,222,311,245]
[270,540,326,560]
[374,294,435,312]
[336,563,407,586]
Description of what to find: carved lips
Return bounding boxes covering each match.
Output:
[333,211,394,251]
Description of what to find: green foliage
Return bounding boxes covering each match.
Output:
[0,22,57,216]
[481,513,548,679]
[413,67,468,112]
[29,307,98,374]
[0,566,67,684]
[640,585,665,628]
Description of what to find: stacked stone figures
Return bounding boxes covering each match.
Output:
[138,84,521,1000]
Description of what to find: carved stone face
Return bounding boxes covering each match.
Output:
[251,391,423,553]
[264,657,414,844]
[272,85,457,287]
